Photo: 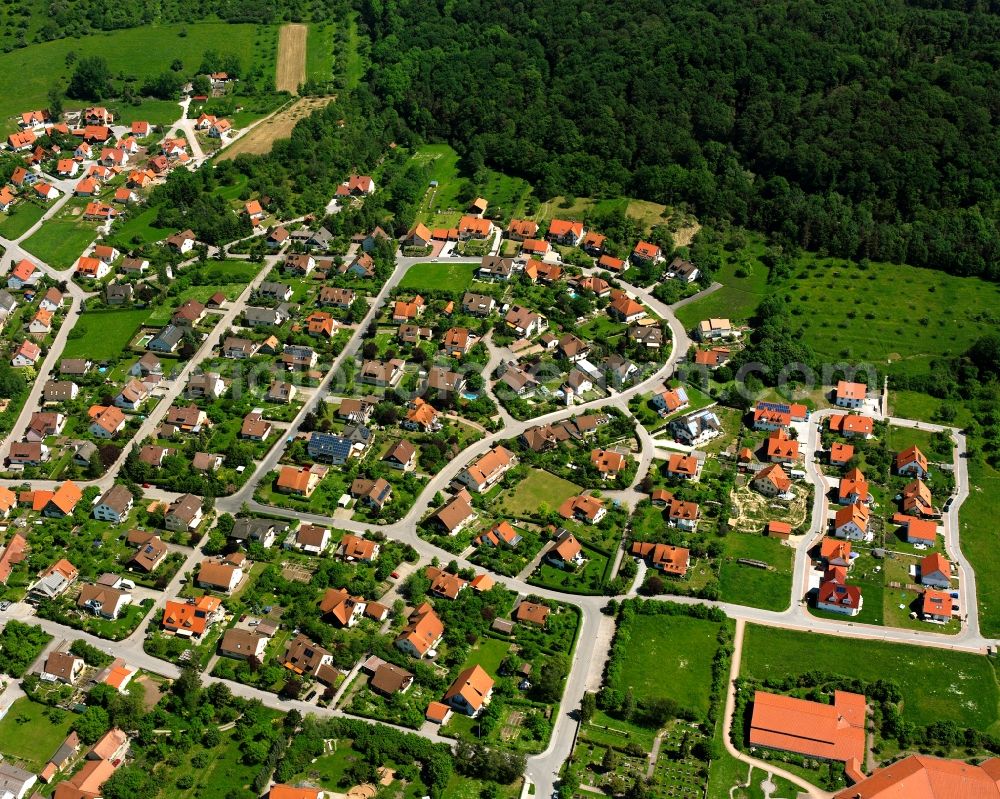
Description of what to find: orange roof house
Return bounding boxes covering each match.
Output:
[631,542,690,576]
[559,493,606,524]
[820,538,853,567]
[897,514,937,546]
[750,690,867,778]
[0,486,16,517]
[405,222,432,245]
[752,463,792,495]
[896,445,929,477]
[835,380,867,407]
[666,452,700,479]
[1,533,28,584]
[547,218,584,243]
[583,231,606,252]
[269,787,322,799]
[443,664,495,715]
[425,701,452,724]
[765,429,799,462]
[830,442,854,466]
[831,754,1000,799]
[522,238,549,255]
[338,533,379,561]
[608,293,646,322]
[276,465,321,497]
[515,602,551,626]
[507,219,538,240]
[457,215,493,238]
[404,397,439,431]
[838,467,870,505]
[161,595,221,637]
[920,552,952,588]
[396,602,444,658]
[45,481,83,517]
[425,566,468,599]
[632,240,662,261]
[11,258,37,283]
[548,531,584,566]
[590,448,627,477]
[767,520,792,539]
[922,589,955,620]
[901,479,936,517]
[829,414,874,438]
[834,502,871,539]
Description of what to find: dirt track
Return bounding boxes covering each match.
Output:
[276,23,307,94]
[217,97,334,160]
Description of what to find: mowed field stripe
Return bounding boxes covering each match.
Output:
[276,23,307,94]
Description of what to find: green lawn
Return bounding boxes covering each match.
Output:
[579,709,658,752]
[616,612,725,717]
[718,535,792,612]
[288,741,359,788]
[444,775,521,799]
[676,237,1000,378]
[676,256,771,329]
[538,196,628,224]
[343,16,365,90]
[530,545,610,596]
[774,254,1000,374]
[462,636,510,675]
[112,99,183,127]
[499,468,582,517]
[409,142,533,225]
[62,309,150,360]
[962,461,1000,638]
[741,625,1000,732]
[0,697,75,772]
[22,213,100,269]
[885,424,943,456]
[398,261,477,292]
[158,715,282,799]
[0,23,265,120]
[306,22,334,82]
[109,206,173,248]
[889,390,973,428]
[0,201,47,240]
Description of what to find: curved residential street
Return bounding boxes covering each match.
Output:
[0,232,986,799]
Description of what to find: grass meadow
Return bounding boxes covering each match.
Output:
[62,309,150,360]
[0,201,47,239]
[306,22,335,82]
[616,612,728,717]
[741,624,1000,732]
[410,143,532,226]
[22,200,101,268]
[397,261,477,292]
[0,23,269,121]
[0,697,74,772]
[718,534,792,612]
[499,468,582,517]
[675,256,770,329]
[961,461,1000,639]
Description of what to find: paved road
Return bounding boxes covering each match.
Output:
[0,242,988,799]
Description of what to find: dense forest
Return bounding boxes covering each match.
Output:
[356,0,1000,279]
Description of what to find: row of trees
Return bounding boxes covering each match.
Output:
[34,0,349,43]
